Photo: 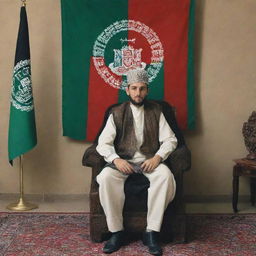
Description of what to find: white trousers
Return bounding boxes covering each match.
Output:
[96,163,176,232]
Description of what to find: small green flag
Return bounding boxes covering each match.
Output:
[8,6,37,163]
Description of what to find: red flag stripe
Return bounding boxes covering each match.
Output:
[128,0,190,129]
[164,7,189,129]
[86,58,119,141]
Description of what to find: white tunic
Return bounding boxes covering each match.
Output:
[96,103,177,163]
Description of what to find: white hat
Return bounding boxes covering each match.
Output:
[126,69,149,85]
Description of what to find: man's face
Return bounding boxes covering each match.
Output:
[126,82,148,106]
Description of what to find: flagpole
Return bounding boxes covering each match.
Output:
[7,155,38,211]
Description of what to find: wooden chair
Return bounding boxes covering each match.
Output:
[82,100,191,243]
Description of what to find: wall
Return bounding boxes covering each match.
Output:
[0,0,255,200]
[184,0,256,198]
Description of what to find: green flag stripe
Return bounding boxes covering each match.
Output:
[61,0,91,140]
[9,109,37,160]
[61,0,128,140]
[187,0,196,129]
[147,63,164,101]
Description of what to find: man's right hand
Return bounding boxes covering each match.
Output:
[113,158,134,175]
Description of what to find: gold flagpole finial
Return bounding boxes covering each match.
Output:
[21,0,26,7]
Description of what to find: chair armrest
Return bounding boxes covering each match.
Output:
[90,164,103,193]
[83,144,106,192]
[165,145,191,175]
[82,144,105,168]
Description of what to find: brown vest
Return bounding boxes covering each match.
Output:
[111,100,161,160]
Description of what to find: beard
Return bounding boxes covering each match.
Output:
[129,96,145,106]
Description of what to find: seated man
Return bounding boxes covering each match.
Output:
[96,69,177,255]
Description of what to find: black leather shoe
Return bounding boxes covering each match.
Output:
[103,231,125,254]
[142,231,163,255]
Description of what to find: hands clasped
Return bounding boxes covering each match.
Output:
[113,155,162,175]
[113,158,134,174]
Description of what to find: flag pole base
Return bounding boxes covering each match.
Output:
[6,197,38,211]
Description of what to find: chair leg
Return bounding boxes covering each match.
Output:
[182,216,188,243]
[90,216,104,242]
[90,226,103,243]
[173,214,187,243]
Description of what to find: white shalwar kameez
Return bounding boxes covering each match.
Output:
[96,104,177,232]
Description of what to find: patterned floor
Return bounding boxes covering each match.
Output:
[0,213,256,256]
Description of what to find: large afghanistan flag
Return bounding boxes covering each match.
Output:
[8,6,37,163]
[61,0,195,141]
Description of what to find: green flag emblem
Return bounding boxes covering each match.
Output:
[8,6,37,163]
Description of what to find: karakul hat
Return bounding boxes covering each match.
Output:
[126,69,149,85]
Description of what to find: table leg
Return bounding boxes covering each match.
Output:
[232,165,239,213]
[250,178,256,206]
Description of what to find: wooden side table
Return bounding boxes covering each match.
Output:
[233,158,256,213]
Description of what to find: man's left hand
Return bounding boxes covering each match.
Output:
[141,155,162,173]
